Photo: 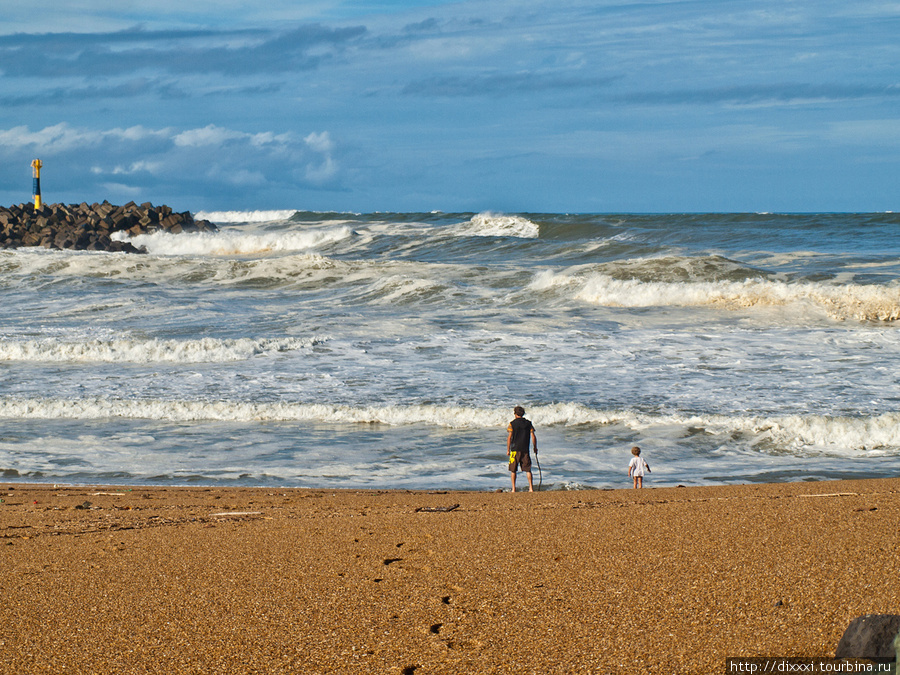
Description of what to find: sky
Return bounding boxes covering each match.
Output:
[0,0,898,213]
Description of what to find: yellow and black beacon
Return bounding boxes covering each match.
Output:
[31,158,42,210]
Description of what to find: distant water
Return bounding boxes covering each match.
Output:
[2,211,899,490]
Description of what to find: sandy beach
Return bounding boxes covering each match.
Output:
[2,478,899,674]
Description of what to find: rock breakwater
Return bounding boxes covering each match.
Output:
[0,201,217,253]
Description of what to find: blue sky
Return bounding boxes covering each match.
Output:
[1,0,898,213]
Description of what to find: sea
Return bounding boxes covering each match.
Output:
[2,211,899,491]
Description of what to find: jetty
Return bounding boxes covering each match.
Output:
[0,201,217,253]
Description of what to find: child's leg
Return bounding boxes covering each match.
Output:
[636,475,643,489]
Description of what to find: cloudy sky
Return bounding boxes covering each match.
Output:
[1,0,898,213]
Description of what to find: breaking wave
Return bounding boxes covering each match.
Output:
[453,212,540,239]
[193,210,299,223]
[2,398,899,457]
[0,336,324,363]
[112,226,354,256]
[530,263,900,322]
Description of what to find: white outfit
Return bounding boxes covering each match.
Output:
[629,456,648,476]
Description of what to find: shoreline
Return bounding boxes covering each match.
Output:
[3,471,890,493]
[3,477,899,673]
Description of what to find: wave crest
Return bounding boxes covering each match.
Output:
[454,212,540,239]
[581,277,900,322]
[3,399,898,457]
[193,210,298,223]
[530,264,900,322]
[0,336,324,363]
[112,226,354,256]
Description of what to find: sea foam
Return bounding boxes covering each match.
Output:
[0,336,324,363]
[193,210,299,223]
[530,268,900,322]
[2,397,898,457]
[112,225,354,256]
[453,212,540,239]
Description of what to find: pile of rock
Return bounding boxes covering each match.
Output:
[0,201,217,253]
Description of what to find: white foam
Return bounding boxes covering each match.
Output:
[0,398,597,426]
[193,210,298,223]
[0,336,324,363]
[535,270,900,322]
[2,247,472,302]
[112,226,354,256]
[748,413,900,455]
[2,398,897,456]
[454,212,540,239]
[350,273,448,305]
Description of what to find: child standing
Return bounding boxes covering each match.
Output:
[628,446,650,489]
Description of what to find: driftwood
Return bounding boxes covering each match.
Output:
[415,504,460,513]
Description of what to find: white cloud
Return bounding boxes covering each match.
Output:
[0,122,331,161]
[0,0,346,34]
[303,131,338,183]
[114,126,173,142]
[110,160,165,175]
[305,155,338,184]
[173,124,247,147]
[172,125,298,149]
[250,131,296,147]
[0,121,342,208]
[304,131,333,153]
[0,123,101,152]
[0,123,171,152]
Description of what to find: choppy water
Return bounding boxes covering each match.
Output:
[2,211,899,489]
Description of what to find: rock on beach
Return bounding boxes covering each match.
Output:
[835,614,900,661]
[0,201,217,253]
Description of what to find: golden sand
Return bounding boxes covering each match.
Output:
[2,479,899,674]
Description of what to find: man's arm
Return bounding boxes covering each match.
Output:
[531,428,538,453]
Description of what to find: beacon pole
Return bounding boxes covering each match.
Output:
[31,159,42,210]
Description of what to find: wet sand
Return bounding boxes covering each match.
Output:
[2,478,899,674]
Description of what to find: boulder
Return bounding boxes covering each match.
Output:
[835,614,900,660]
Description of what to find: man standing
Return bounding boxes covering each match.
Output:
[507,406,537,492]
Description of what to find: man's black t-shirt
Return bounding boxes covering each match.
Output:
[508,417,534,454]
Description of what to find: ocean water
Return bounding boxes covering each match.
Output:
[1,211,899,490]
